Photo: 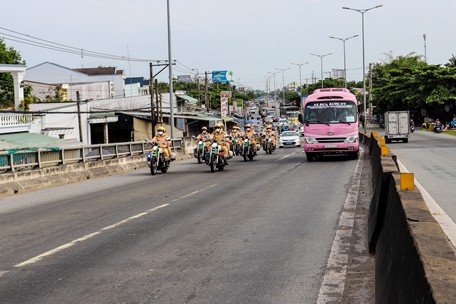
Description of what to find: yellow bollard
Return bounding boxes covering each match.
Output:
[400,173,415,191]
[380,145,389,156]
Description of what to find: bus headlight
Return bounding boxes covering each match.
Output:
[305,137,318,144]
[345,136,358,143]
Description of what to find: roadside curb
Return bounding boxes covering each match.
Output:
[0,152,193,198]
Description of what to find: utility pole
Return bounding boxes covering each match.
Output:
[166,0,175,139]
[76,91,83,143]
[156,79,162,123]
[369,63,373,119]
[149,61,175,133]
[149,63,155,138]
[205,71,210,112]
[197,76,202,106]
[423,34,427,63]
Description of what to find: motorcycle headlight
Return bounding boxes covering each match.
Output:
[305,137,318,144]
[345,136,358,143]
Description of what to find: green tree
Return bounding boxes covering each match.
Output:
[372,53,456,115]
[0,39,26,108]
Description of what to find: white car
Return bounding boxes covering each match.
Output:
[278,118,287,126]
[278,131,301,148]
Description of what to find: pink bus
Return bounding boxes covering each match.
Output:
[299,88,359,161]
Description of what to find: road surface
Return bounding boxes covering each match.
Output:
[0,145,373,303]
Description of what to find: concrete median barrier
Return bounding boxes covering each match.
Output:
[363,131,456,303]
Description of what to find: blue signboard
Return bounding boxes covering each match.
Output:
[212,70,234,83]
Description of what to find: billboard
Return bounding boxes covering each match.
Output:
[220,91,231,118]
[212,70,234,83]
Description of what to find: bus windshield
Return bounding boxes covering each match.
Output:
[304,101,357,124]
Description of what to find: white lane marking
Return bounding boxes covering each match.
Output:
[14,204,169,268]
[317,155,363,303]
[397,160,456,249]
[277,152,296,161]
[5,184,219,274]
[180,191,200,199]
[0,271,9,278]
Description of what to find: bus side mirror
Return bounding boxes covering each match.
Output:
[298,113,304,124]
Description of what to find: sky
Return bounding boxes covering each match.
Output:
[1,0,454,91]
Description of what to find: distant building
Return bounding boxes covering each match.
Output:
[176,75,193,83]
[125,77,150,97]
[25,62,126,100]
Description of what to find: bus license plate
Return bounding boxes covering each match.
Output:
[325,144,337,148]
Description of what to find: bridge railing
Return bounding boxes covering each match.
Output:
[0,139,185,173]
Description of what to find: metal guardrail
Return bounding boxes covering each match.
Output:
[0,139,185,173]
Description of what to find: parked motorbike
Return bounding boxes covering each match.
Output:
[242,137,255,161]
[192,136,206,164]
[146,142,170,175]
[205,141,226,172]
[262,134,275,154]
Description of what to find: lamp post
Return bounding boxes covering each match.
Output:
[268,71,279,100]
[329,35,358,88]
[275,67,290,105]
[166,0,175,139]
[310,53,333,88]
[264,75,271,93]
[342,5,383,133]
[291,62,309,103]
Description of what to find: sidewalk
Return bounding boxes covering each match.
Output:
[341,148,375,302]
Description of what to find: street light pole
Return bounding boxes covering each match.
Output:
[291,62,309,102]
[329,35,358,88]
[310,53,333,88]
[264,75,271,93]
[167,0,175,139]
[268,71,279,100]
[342,5,383,133]
[275,68,290,105]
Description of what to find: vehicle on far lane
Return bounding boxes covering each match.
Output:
[278,131,301,148]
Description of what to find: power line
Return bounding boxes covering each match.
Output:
[175,60,196,73]
[0,26,166,63]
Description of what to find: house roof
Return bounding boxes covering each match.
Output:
[0,132,70,152]
[74,67,123,76]
[176,94,199,104]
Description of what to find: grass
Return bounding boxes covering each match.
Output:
[421,127,456,136]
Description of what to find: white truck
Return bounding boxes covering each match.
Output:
[384,111,410,143]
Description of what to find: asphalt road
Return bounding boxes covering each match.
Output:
[373,127,456,222]
[0,145,367,304]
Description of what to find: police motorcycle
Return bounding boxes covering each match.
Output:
[205,139,227,172]
[229,135,242,156]
[192,135,207,164]
[146,140,170,175]
[262,134,276,155]
[242,136,255,161]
